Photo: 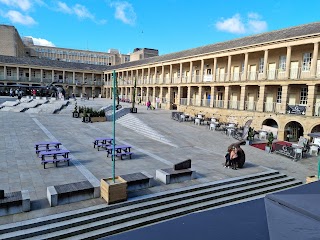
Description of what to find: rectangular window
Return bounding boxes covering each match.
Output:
[259,58,264,73]
[277,87,282,103]
[32,70,36,77]
[43,72,46,78]
[7,69,12,76]
[279,56,286,71]
[300,87,308,105]
[241,62,244,72]
[302,53,312,71]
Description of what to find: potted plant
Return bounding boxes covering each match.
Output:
[72,101,79,118]
[82,108,91,123]
[265,132,274,153]
[247,127,254,145]
[91,109,106,122]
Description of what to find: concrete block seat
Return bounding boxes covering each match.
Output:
[119,171,154,191]
[156,159,196,185]
[47,180,100,207]
[0,190,30,216]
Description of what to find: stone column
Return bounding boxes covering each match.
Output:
[52,70,55,82]
[227,55,232,81]
[41,69,43,83]
[4,66,6,79]
[161,65,165,84]
[16,67,19,81]
[189,61,193,83]
[210,86,215,108]
[306,84,316,116]
[198,86,203,106]
[168,87,172,109]
[224,86,229,109]
[213,58,217,82]
[177,86,181,105]
[239,85,246,110]
[146,87,150,101]
[169,65,173,84]
[152,86,156,104]
[29,68,32,81]
[280,85,288,114]
[179,63,183,83]
[148,67,151,84]
[285,46,292,79]
[243,53,249,81]
[257,85,266,112]
[263,50,268,79]
[187,86,191,106]
[200,59,204,83]
[311,42,319,78]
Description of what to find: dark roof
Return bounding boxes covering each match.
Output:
[0,55,108,72]
[111,21,320,70]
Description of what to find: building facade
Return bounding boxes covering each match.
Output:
[1,22,320,141]
[103,22,320,141]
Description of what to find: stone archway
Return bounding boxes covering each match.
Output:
[284,121,304,142]
[310,124,320,133]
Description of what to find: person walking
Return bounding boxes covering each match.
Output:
[9,88,13,97]
[146,100,151,110]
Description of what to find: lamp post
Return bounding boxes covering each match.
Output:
[112,70,116,182]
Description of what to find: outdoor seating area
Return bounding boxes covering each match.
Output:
[0,190,30,216]
[119,172,154,192]
[35,141,71,169]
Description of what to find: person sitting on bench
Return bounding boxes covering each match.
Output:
[229,146,238,170]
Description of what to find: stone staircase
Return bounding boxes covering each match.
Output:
[0,170,302,240]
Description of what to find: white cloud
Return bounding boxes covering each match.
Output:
[56,1,72,14]
[0,0,32,11]
[56,2,95,20]
[216,14,245,34]
[110,1,136,25]
[73,4,94,19]
[215,13,267,34]
[26,36,55,47]
[5,10,36,25]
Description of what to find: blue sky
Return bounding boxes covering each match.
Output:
[0,0,319,55]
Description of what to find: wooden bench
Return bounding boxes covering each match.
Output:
[47,180,100,207]
[0,190,30,216]
[119,172,153,192]
[156,159,196,184]
[42,157,71,169]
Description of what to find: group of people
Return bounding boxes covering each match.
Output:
[224,145,239,170]
[9,88,23,101]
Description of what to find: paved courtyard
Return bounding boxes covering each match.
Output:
[0,97,318,225]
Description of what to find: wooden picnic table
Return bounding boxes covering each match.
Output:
[93,137,113,150]
[106,145,133,159]
[34,141,62,155]
[38,149,71,169]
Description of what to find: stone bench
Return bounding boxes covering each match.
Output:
[47,179,100,207]
[120,172,153,191]
[156,159,196,184]
[0,190,30,216]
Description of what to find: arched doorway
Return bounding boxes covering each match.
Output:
[261,118,279,139]
[284,121,304,142]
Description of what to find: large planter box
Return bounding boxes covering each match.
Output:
[91,117,106,122]
[306,175,318,184]
[100,177,127,204]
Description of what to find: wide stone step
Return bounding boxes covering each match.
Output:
[0,170,280,236]
[0,173,300,240]
[43,179,302,240]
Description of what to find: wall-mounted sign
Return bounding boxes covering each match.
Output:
[286,105,306,115]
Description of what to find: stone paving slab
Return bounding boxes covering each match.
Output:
[0,97,318,225]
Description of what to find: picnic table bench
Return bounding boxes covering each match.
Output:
[34,141,61,155]
[156,159,196,184]
[119,172,154,191]
[93,137,113,151]
[106,145,133,160]
[39,149,71,169]
[47,180,100,207]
